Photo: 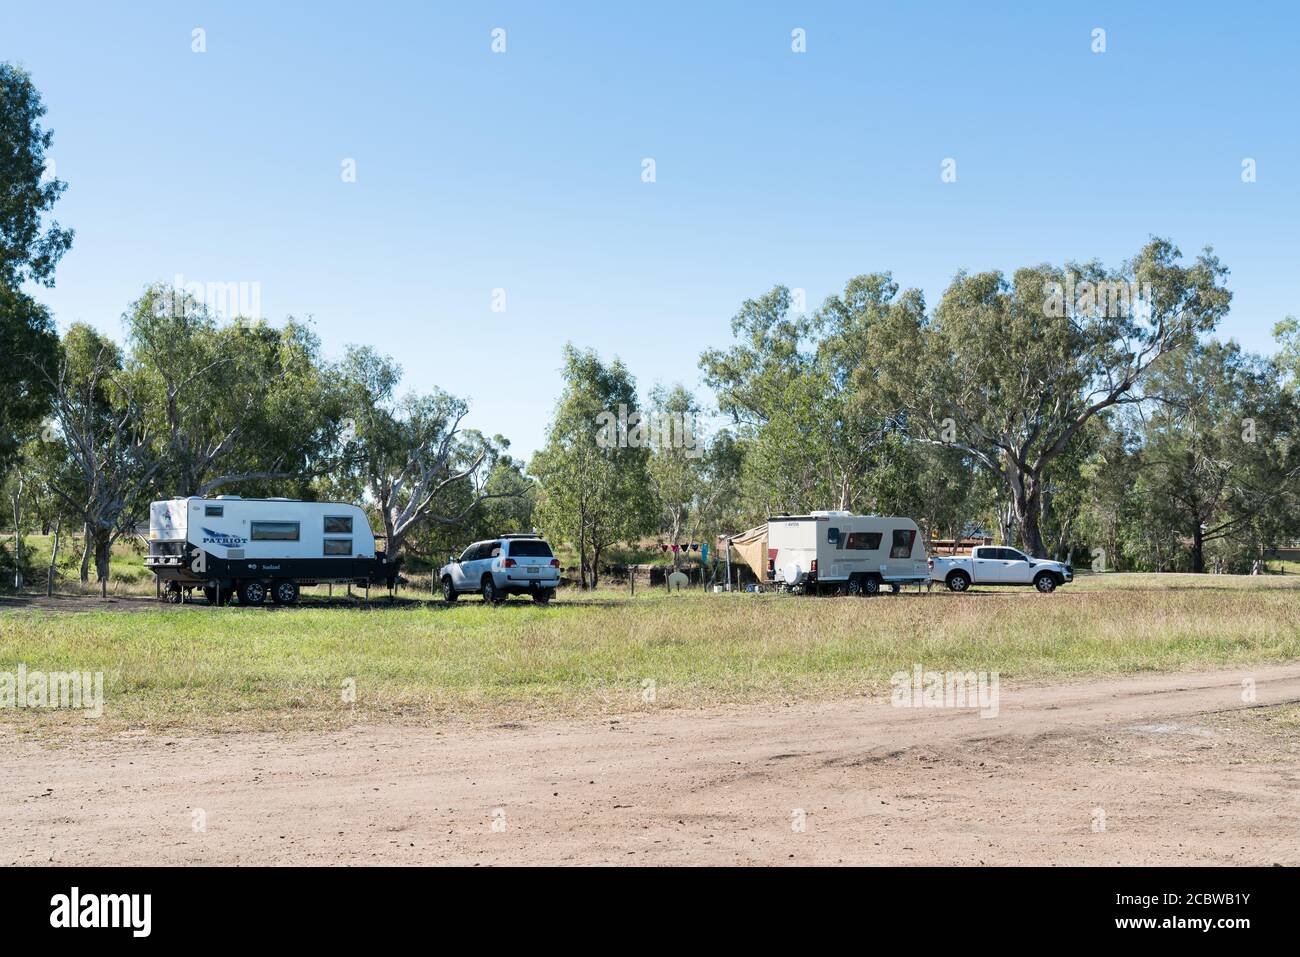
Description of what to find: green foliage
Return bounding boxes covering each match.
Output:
[0,63,73,287]
[875,239,1233,556]
[532,345,657,587]
[0,284,57,476]
[0,64,67,476]
[331,345,507,557]
[122,285,341,497]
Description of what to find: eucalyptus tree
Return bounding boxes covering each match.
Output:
[532,345,656,588]
[0,64,70,476]
[702,281,909,516]
[876,238,1232,556]
[123,284,338,497]
[1135,340,1298,572]
[334,346,511,558]
[36,324,163,591]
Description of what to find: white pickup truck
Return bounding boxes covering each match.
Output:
[928,546,1073,593]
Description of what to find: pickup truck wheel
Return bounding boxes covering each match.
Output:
[1034,572,1058,593]
[946,571,971,593]
[442,576,458,602]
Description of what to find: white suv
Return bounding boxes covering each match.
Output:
[439,535,560,604]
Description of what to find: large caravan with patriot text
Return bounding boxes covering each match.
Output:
[145,496,400,605]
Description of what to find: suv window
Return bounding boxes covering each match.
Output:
[507,540,553,558]
[890,529,916,559]
[459,544,479,563]
[487,542,502,559]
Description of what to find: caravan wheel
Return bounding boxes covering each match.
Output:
[863,576,881,596]
[272,580,299,605]
[239,580,267,606]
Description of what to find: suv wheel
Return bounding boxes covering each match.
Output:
[481,576,501,604]
[532,588,554,605]
[442,576,458,602]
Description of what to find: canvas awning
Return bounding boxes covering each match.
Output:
[726,523,768,573]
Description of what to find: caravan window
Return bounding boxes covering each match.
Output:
[205,505,223,517]
[890,529,917,558]
[251,521,300,541]
[324,538,352,556]
[845,532,883,551]
[324,516,353,534]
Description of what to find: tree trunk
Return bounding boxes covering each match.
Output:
[94,529,113,596]
[578,522,589,590]
[1191,525,1205,574]
[590,544,601,590]
[46,518,61,597]
[1007,465,1047,558]
[1018,505,1047,558]
[11,482,23,590]
[80,523,92,583]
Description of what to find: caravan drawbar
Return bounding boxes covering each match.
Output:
[145,496,401,605]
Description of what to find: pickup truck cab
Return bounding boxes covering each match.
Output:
[929,546,1073,593]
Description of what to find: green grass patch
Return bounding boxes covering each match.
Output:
[2,574,1298,734]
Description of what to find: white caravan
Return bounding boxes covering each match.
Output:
[145,496,400,606]
[766,511,929,595]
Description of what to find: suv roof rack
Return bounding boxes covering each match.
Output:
[499,532,544,539]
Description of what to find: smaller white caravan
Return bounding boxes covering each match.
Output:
[145,496,400,606]
[766,511,928,595]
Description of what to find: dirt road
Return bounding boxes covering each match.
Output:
[4,666,1299,865]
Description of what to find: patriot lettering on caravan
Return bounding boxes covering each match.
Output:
[49,887,151,937]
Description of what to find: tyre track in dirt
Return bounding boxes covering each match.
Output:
[3,665,1299,865]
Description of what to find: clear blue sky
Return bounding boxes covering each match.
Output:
[5,1,1297,458]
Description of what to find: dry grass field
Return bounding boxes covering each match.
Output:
[1,572,1298,734]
